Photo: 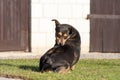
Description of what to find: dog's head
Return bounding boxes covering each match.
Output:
[52,19,75,46]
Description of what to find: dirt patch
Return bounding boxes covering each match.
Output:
[0,74,32,80]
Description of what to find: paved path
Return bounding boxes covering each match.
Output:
[0,52,120,59]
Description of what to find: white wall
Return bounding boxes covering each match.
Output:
[32,0,90,54]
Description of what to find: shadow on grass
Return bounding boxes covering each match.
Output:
[0,63,39,72]
[0,63,14,66]
[19,65,39,72]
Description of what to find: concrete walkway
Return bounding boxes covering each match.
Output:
[0,52,120,59]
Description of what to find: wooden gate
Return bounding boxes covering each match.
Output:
[89,0,120,52]
[0,0,31,51]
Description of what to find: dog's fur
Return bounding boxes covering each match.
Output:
[39,19,81,73]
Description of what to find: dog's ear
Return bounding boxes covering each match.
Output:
[52,19,60,27]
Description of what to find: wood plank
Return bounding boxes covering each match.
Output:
[91,0,114,14]
[90,0,120,53]
[0,0,30,51]
[87,14,120,19]
[103,19,120,52]
[90,19,103,52]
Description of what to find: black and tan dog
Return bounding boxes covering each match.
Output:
[39,19,81,73]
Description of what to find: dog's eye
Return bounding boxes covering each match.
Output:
[64,36,68,39]
[57,34,61,38]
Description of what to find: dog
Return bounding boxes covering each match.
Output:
[39,19,81,73]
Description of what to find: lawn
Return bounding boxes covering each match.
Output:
[0,59,120,80]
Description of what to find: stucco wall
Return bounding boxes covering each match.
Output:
[32,0,90,54]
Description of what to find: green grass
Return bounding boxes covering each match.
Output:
[0,59,120,80]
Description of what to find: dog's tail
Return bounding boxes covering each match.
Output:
[52,19,60,27]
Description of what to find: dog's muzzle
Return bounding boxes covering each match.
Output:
[59,38,66,46]
[57,37,67,46]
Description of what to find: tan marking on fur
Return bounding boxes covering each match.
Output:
[58,32,62,36]
[62,38,67,45]
[71,65,75,71]
[58,66,70,74]
[56,37,61,44]
[57,33,70,45]
[56,37,60,40]
[63,33,68,37]
[56,37,67,45]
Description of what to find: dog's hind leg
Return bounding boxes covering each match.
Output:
[56,66,70,74]
[71,65,75,71]
[52,62,70,74]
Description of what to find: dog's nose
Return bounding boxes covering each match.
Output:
[60,38,66,46]
[59,43,64,46]
[60,41,64,46]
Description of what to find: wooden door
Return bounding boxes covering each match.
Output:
[0,0,31,51]
[89,0,120,52]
